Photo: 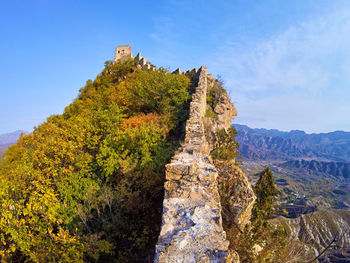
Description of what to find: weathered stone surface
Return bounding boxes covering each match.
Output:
[216,162,255,231]
[204,73,254,232]
[215,161,256,231]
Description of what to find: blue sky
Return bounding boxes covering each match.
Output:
[1,0,350,133]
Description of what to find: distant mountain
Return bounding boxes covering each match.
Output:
[279,159,350,180]
[0,130,27,155]
[235,124,350,162]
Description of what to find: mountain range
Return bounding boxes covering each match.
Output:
[235,124,350,162]
[235,123,350,208]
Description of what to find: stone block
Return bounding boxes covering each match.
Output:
[166,163,190,175]
[166,171,183,181]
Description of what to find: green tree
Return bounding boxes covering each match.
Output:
[252,166,278,221]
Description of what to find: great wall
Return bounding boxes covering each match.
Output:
[114,45,255,263]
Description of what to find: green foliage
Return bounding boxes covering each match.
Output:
[211,127,239,161]
[0,60,192,262]
[205,109,218,119]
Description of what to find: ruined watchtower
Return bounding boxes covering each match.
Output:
[114,45,133,62]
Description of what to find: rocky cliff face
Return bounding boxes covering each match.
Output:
[216,162,255,232]
[154,67,254,263]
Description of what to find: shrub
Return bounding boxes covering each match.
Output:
[211,127,239,161]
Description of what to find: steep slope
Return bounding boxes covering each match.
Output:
[279,160,350,181]
[0,49,255,263]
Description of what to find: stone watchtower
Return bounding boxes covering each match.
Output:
[114,45,133,62]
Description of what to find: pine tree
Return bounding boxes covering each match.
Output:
[253,166,278,221]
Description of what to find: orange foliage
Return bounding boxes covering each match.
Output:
[121,113,162,130]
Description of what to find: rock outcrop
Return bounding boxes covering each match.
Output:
[154,66,254,262]
[216,162,255,232]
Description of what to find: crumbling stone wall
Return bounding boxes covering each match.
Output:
[134,52,156,70]
[114,46,156,70]
[154,67,230,263]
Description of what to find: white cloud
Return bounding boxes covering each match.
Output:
[209,9,350,132]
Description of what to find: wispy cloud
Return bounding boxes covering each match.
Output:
[209,9,350,132]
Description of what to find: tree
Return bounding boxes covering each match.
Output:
[253,166,278,220]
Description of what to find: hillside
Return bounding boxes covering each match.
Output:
[0,57,196,262]
[279,159,350,181]
[236,124,350,209]
[237,124,350,262]
[2,47,347,262]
